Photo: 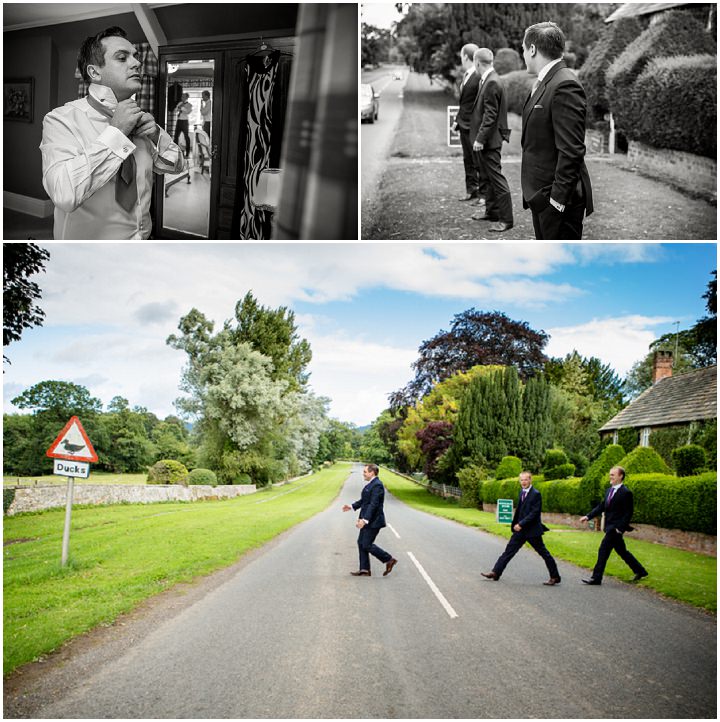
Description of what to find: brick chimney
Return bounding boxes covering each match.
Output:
[652,350,673,383]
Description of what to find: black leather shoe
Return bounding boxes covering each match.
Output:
[489,221,513,232]
[481,571,499,580]
[459,193,479,202]
[543,577,561,586]
[383,558,398,576]
[631,571,648,582]
[581,578,601,585]
[350,570,371,576]
[472,213,499,222]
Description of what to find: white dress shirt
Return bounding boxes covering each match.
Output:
[40,83,184,239]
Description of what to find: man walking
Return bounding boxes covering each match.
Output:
[469,48,513,233]
[40,26,184,239]
[521,21,593,239]
[579,466,648,585]
[482,471,561,585]
[343,464,398,577]
[453,43,482,204]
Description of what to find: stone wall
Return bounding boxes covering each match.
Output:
[6,483,257,516]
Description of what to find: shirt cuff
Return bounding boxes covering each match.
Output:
[549,197,565,212]
[98,126,136,159]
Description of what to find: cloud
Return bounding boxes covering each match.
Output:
[134,300,179,325]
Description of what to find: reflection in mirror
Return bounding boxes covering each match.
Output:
[162,58,214,237]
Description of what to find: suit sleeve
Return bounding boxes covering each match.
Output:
[362,483,383,523]
[586,498,605,521]
[616,490,634,532]
[474,82,500,145]
[550,80,587,205]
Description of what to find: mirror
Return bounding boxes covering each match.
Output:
[161,58,215,238]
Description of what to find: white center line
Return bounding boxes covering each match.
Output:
[387,523,401,539]
[407,551,459,619]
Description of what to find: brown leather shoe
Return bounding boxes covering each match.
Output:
[543,577,561,586]
[481,571,499,580]
[350,570,371,576]
[383,558,398,576]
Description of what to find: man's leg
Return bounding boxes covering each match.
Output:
[481,147,513,225]
[528,536,560,578]
[357,528,372,571]
[491,533,525,578]
[591,532,615,581]
[459,129,479,197]
[613,534,647,576]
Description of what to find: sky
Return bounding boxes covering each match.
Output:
[3,242,716,427]
[361,3,407,29]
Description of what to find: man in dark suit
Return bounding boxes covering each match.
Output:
[469,48,513,232]
[521,21,593,240]
[453,43,482,203]
[482,471,561,585]
[342,464,398,577]
[580,466,648,585]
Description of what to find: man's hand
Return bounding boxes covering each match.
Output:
[342,504,352,512]
[356,519,367,529]
[110,99,143,137]
[579,515,589,523]
[134,112,160,143]
[513,523,522,532]
[473,140,483,151]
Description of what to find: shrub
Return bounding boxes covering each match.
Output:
[495,48,521,75]
[536,477,584,514]
[147,459,189,486]
[188,468,218,486]
[567,451,589,477]
[617,427,638,452]
[694,419,717,469]
[632,55,716,157]
[479,476,519,505]
[456,464,486,508]
[606,10,715,139]
[500,70,534,115]
[544,462,576,481]
[650,426,692,469]
[543,448,568,472]
[4,488,16,514]
[672,445,707,477]
[579,443,625,512]
[619,446,672,476]
[494,455,522,481]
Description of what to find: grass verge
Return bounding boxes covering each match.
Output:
[4,472,149,486]
[382,470,716,613]
[3,463,350,675]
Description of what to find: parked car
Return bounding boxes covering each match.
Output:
[392,71,403,80]
[360,83,379,123]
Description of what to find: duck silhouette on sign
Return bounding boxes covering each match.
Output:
[61,439,86,455]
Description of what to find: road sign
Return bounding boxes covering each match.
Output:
[447,105,460,147]
[496,498,514,524]
[46,416,98,462]
[53,459,90,479]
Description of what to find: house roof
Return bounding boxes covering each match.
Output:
[600,365,717,431]
[605,3,697,23]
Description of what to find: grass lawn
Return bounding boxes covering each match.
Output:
[382,470,717,613]
[3,463,350,675]
[4,472,149,487]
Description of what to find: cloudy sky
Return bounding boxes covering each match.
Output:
[4,242,715,427]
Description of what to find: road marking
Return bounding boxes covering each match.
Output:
[407,551,458,619]
[387,523,401,539]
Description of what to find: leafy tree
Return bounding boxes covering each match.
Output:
[358,414,394,466]
[99,398,157,473]
[315,418,358,464]
[3,243,50,363]
[12,380,102,417]
[517,373,553,471]
[545,351,623,404]
[362,23,392,66]
[416,420,454,480]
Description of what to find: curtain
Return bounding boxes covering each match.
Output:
[274,3,358,240]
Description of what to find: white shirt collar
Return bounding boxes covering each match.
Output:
[610,483,623,491]
[537,57,564,83]
[522,486,532,493]
[88,83,135,109]
[481,66,494,83]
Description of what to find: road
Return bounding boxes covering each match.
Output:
[361,65,406,238]
[7,464,716,718]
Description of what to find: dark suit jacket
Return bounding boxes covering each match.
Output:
[456,69,480,130]
[512,486,549,539]
[521,60,593,215]
[351,476,387,530]
[587,484,635,533]
[469,70,509,150]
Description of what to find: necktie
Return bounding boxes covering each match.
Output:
[86,93,138,214]
[607,487,615,505]
[521,490,527,504]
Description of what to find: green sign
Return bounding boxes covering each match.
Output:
[497,498,514,524]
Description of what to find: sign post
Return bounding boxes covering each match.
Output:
[496,498,514,525]
[46,416,98,567]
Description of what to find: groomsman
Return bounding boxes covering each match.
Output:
[453,43,482,203]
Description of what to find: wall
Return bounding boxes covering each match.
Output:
[6,483,257,515]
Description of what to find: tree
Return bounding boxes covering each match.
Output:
[517,373,553,471]
[416,421,454,479]
[391,309,548,408]
[3,243,50,363]
[12,380,102,417]
[545,351,623,404]
[362,23,392,66]
[358,413,394,466]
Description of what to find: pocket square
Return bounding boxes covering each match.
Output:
[533,104,543,109]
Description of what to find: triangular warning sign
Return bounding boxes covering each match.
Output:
[46,416,98,462]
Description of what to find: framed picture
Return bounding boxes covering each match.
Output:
[4,77,34,122]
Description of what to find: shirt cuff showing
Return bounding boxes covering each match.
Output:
[99,125,136,159]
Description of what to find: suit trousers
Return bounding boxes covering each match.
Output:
[492,532,559,579]
[592,530,646,581]
[357,525,392,571]
[531,199,585,240]
[459,128,482,196]
[474,147,513,224]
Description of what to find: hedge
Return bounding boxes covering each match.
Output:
[619,446,672,476]
[495,48,521,75]
[672,445,707,477]
[544,463,576,481]
[632,54,716,157]
[536,477,586,515]
[147,459,189,486]
[578,443,625,511]
[500,70,535,115]
[188,468,218,486]
[494,455,522,481]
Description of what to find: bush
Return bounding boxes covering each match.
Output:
[456,464,486,508]
[694,419,717,469]
[4,488,16,514]
[650,426,692,469]
[606,10,715,139]
[617,427,638,452]
[632,55,716,157]
[579,443,626,511]
[479,476,520,505]
[672,445,707,477]
[500,70,534,115]
[147,459,189,486]
[567,451,589,477]
[494,455,522,481]
[536,477,584,514]
[626,471,716,534]
[544,462,576,481]
[619,446,672,476]
[494,48,521,75]
[188,468,218,486]
[543,448,568,472]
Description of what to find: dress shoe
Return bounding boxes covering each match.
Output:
[543,577,561,586]
[383,558,398,576]
[489,221,513,232]
[481,571,499,580]
[350,570,371,576]
[458,192,479,202]
[471,212,499,222]
[581,578,601,585]
[631,571,649,582]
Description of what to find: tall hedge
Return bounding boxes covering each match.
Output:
[578,15,643,123]
[619,446,672,476]
[606,10,716,140]
[632,54,716,157]
[578,443,625,511]
[536,477,585,515]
